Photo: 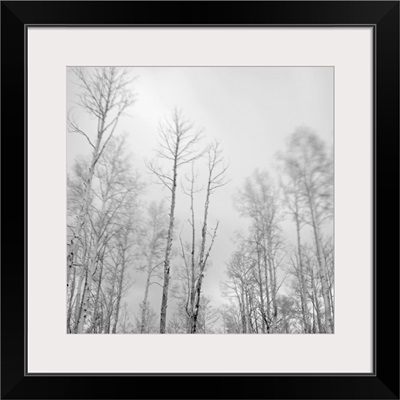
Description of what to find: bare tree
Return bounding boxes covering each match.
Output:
[281,128,333,333]
[218,129,333,335]
[176,143,229,333]
[67,133,141,334]
[178,163,202,333]
[190,143,228,332]
[67,67,135,333]
[222,247,255,333]
[235,170,284,333]
[278,157,311,333]
[147,108,203,333]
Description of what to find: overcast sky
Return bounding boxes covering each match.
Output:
[67,66,333,327]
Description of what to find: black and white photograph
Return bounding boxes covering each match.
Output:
[4,0,399,396]
[66,66,334,335]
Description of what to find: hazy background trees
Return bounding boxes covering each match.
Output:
[67,67,334,334]
[220,128,334,334]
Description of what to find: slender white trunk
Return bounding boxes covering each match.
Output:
[255,240,266,333]
[159,138,179,333]
[73,271,84,332]
[262,239,271,333]
[88,255,104,333]
[266,229,278,333]
[140,271,152,333]
[190,178,211,333]
[112,266,125,334]
[310,266,324,333]
[294,207,311,333]
[308,193,333,334]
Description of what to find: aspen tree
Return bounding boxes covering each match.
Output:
[147,109,203,333]
[282,129,333,333]
[67,68,135,332]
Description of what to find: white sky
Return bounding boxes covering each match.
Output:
[67,66,333,327]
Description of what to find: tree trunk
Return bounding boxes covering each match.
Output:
[140,270,152,333]
[310,265,324,333]
[67,264,77,333]
[159,139,179,334]
[188,172,197,330]
[307,193,333,333]
[74,271,88,333]
[76,231,100,333]
[240,291,247,333]
[294,208,311,333]
[190,179,211,333]
[262,240,271,333]
[266,230,278,333]
[73,270,85,333]
[113,250,126,334]
[256,240,266,333]
[88,252,104,333]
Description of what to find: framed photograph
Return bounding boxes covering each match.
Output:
[2,1,399,398]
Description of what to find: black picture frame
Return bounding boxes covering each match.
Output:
[1,1,399,399]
